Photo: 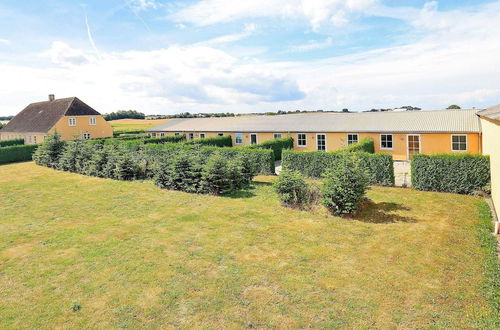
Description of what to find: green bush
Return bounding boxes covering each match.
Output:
[322,156,368,215]
[411,154,490,194]
[0,144,38,164]
[33,133,65,168]
[57,140,94,173]
[113,129,145,137]
[281,150,394,186]
[154,152,203,193]
[144,135,185,144]
[245,137,294,161]
[342,138,375,153]
[185,135,232,147]
[274,170,311,207]
[200,153,232,195]
[0,138,24,147]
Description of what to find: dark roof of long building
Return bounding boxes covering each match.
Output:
[148,108,482,133]
[0,97,101,133]
[477,104,500,121]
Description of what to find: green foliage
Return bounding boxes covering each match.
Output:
[104,110,145,121]
[56,140,94,173]
[411,154,490,194]
[245,137,294,161]
[154,152,203,193]
[144,135,186,144]
[113,129,146,137]
[33,133,65,168]
[282,150,394,186]
[447,104,461,109]
[274,170,311,207]
[200,153,232,195]
[0,145,38,164]
[185,135,232,147]
[0,138,24,147]
[113,151,141,181]
[322,157,368,215]
[342,138,375,153]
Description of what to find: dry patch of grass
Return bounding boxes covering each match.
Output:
[0,162,495,328]
[109,118,169,131]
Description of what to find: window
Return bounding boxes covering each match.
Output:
[89,117,96,125]
[188,133,194,140]
[151,132,157,137]
[83,133,91,140]
[160,132,165,137]
[347,134,358,145]
[174,132,180,136]
[317,134,326,151]
[274,133,282,139]
[250,133,258,145]
[380,134,393,149]
[452,135,467,151]
[218,133,224,136]
[33,136,37,144]
[297,133,307,147]
[235,133,243,145]
[28,136,32,144]
[200,133,206,139]
[68,118,76,126]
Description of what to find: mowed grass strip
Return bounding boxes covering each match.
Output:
[109,119,169,131]
[0,162,495,328]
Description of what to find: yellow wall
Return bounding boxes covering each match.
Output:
[51,115,113,141]
[149,130,481,160]
[0,132,46,144]
[480,117,500,214]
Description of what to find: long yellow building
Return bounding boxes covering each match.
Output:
[0,95,113,143]
[147,109,482,161]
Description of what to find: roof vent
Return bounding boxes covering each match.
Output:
[48,94,55,101]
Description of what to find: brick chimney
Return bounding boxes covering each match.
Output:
[48,94,55,101]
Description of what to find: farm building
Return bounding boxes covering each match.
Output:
[0,95,113,144]
[147,109,482,161]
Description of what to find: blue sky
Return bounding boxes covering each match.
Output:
[0,0,499,115]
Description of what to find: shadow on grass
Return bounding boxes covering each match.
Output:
[224,181,273,199]
[349,200,418,224]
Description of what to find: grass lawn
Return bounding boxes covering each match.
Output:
[0,162,497,328]
[109,119,170,132]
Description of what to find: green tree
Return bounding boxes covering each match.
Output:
[274,170,310,207]
[201,153,232,195]
[447,104,461,109]
[33,133,65,168]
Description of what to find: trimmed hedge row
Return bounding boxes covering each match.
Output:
[245,137,294,161]
[0,144,38,164]
[281,150,394,186]
[342,138,375,153]
[143,135,186,144]
[113,129,145,137]
[411,154,490,194]
[0,138,24,148]
[185,135,232,147]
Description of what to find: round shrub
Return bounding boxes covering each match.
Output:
[274,170,310,207]
[322,156,368,215]
[155,152,203,193]
[33,133,65,168]
[201,153,232,195]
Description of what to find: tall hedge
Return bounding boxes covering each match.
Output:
[185,135,232,147]
[143,135,186,144]
[342,138,375,153]
[0,145,38,164]
[0,138,24,148]
[245,137,294,161]
[281,150,394,186]
[113,129,145,137]
[411,154,490,194]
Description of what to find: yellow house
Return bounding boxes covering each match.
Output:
[477,105,500,220]
[147,109,482,161]
[0,95,113,144]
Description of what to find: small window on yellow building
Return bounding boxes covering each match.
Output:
[89,117,96,125]
[452,135,467,151]
[68,118,76,126]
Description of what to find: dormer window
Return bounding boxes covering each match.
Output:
[89,117,96,125]
[68,118,76,126]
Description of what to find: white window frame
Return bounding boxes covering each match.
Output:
[380,134,393,150]
[451,134,467,152]
[151,132,157,137]
[174,132,180,136]
[34,136,37,144]
[188,132,194,140]
[83,133,91,140]
[89,117,96,125]
[297,133,307,147]
[406,134,421,160]
[68,117,76,126]
[235,132,243,145]
[199,133,206,139]
[250,133,258,145]
[347,133,359,145]
[160,132,165,137]
[316,134,327,152]
[273,133,282,139]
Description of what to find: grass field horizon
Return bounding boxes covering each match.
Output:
[109,118,169,132]
[0,162,497,328]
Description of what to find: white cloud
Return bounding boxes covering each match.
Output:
[198,23,257,45]
[290,37,333,52]
[0,38,11,45]
[171,0,377,31]
[45,41,93,66]
[125,0,159,11]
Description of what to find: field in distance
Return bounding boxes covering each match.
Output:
[109,118,170,131]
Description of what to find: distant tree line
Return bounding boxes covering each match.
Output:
[0,116,13,121]
[104,110,145,121]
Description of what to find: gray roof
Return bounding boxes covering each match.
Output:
[148,109,481,133]
[477,104,500,121]
[0,97,101,133]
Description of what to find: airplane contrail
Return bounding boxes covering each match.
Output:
[85,14,100,56]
